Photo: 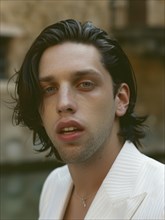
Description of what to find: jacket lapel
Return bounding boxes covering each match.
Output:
[110,192,147,219]
[85,141,147,219]
[49,166,73,219]
[85,189,146,219]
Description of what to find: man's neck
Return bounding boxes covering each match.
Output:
[67,137,124,197]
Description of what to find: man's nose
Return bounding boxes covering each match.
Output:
[56,86,77,115]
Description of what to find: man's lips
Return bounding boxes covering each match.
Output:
[55,120,85,142]
[56,120,84,133]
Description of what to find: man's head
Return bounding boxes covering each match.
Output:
[13,19,146,160]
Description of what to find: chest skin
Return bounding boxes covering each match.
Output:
[63,191,95,220]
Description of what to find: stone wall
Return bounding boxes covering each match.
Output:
[1,0,110,76]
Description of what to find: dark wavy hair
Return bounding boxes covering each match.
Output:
[12,19,146,158]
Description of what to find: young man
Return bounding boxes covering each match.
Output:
[13,19,164,219]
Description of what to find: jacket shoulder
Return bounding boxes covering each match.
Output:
[142,155,164,177]
[135,154,164,192]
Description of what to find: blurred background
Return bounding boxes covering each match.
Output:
[0,0,164,219]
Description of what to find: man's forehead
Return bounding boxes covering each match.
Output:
[40,41,101,59]
[38,42,107,80]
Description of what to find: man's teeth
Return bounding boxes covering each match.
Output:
[62,127,77,132]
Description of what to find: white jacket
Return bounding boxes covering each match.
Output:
[39,141,165,219]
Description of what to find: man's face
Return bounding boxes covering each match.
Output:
[39,42,121,164]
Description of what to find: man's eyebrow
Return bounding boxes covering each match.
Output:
[72,69,103,78]
[39,69,103,82]
[39,75,55,83]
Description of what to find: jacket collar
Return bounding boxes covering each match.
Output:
[85,141,147,219]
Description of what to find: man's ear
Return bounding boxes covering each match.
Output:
[115,83,130,117]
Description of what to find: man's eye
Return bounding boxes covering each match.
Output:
[43,86,57,95]
[78,81,95,90]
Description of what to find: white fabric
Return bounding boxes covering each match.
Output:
[39,141,165,220]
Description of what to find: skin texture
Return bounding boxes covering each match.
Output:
[39,42,130,219]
